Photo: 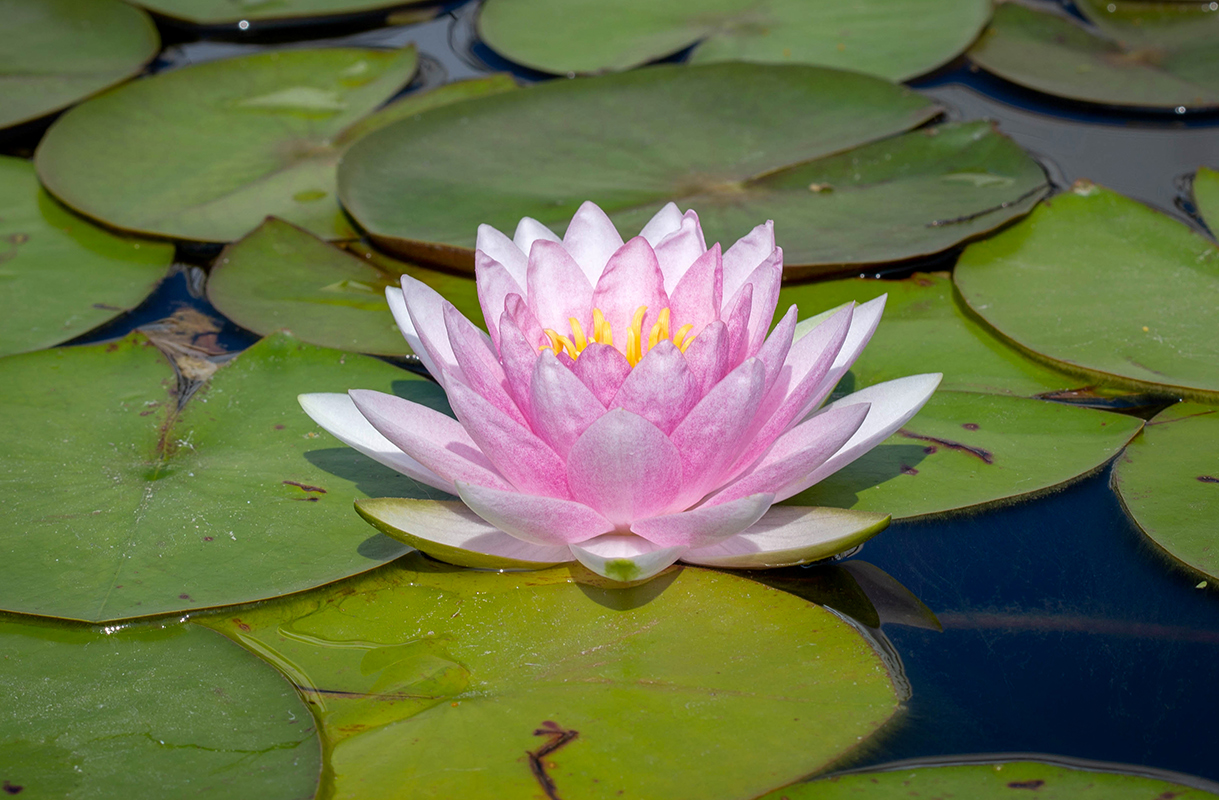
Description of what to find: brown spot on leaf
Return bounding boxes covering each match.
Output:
[232,618,251,632]
[528,721,578,800]
[922,445,937,454]
[1007,780,1045,790]
[274,424,285,430]
[900,430,994,464]
[901,464,919,475]
[1198,476,1219,484]
[962,423,980,430]
[178,593,191,600]
[3,781,23,794]
[283,480,326,493]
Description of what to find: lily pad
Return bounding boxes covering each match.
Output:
[779,272,1079,397]
[760,758,1216,799]
[339,63,1048,273]
[967,1,1219,110]
[1113,402,1219,581]
[0,156,173,357]
[133,0,427,25]
[477,0,990,81]
[1194,166,1219,233]
[35,52,521,244]
[954,181,1219,400]
[203,558,900,800]
[208,218,480,355]
[0,619,320,799]
[785,390,1143,519]
[0,0,159,130]
[0,331,464,623]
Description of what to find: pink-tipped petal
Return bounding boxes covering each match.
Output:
[497,312,539,421]
[476,223,527,287]
[445,381,572,499]
[652,209,707,294]
[504,293,546,353]
[566,409,682,526]
[639,202,684,246]
[444,305,526,427]
[752,304,798,395]
[632,492,774,549]
[513,216,560,255]
[777,373,942,501]
[569,534,686,582]
[681,505,890,569]
[530,350,606,457]
[815,294,888,404]
[591,236,669,339]
[572,343,633,407]
[723,283,753,365]
[386,286,439,381]
[457,482,614,546]
[527,240,595,335]
[298,393,450,493]
[348,389,514,493]
[610,341,699,435]
[722,220,775,302]
[563,201,624,284]
[474,253,526,351]
[401,275,461,382]
[682,320,731,395]
[666,243,723,339]
[728,247,783,356]
[711,402,870,506]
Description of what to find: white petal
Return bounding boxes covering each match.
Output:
[681,505,890,569]
[513,216,561,255]
[638,202,684,246]
[569,534,686,583]
[386,286,440,381]
[476,223,528,288]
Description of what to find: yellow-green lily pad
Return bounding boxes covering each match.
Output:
[134,0,426,25]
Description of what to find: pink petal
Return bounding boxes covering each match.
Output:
[497,312,540,421]
[504,293,546,352]
[811,294,889,414]
[666,243,723,339]
[298,393,449,493]
[572,343,633,407]
[530,350,606,457]
[566,409,683,526]
[476,223,527,288]
[682,320,731,395]
[527,240,595,335]
[722,220,775,303]
[591,236,669,340]
[457,482,614,546]
[639,202,684,246]
[723,283,753,365]
[569,534,686,582]
[777,373,942,501]
[400,275,461,384]
[680,505,890,569]
[724,246,783,357]
[347,389,513,493]
[610,340,699,435]
[444,304,527,427]
[562,200,624,285]
[513,215,560,256]
[752,304,798,396]
[387,286,441,384]
[445,380,572,499]
[652,209,707,294]
[474,252,525,351]
[632,492,774,549]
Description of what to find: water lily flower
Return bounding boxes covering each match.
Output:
[300,202,940,582]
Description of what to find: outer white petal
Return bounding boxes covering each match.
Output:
[297,393,451,493]
[778,373,943,501]
[513,216,561,255]
[355,497,572,569]
[386,286,440,381]
[680,506,890,569]
[796,294,888,411]
[569,534,687,583]
[476,223,528,288]
[638,202,684,246]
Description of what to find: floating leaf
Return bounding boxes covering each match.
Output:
[0,331,463,623]
[954,182,1219,400]
[760,758,1214,799]
[0,156,173,357]
[477,0,990,81]
[339,63,1047,273]
[1194,165,1219,232]
[1113,403,1219,581]
[207,218,480,355]
[133,0,425,25]
[0,0,159,130]
[0,619,320,799]
[967,1,1219,110]
[786,391,1143,519]
[203,558,900,800]
[35,48,496,244]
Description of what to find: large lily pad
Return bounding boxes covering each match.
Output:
[0,0,159,130]
[954,181,1219,400]
[203,558,900,800]
[0,156,173,357]
[967,1,1219,110]
[34,50,513,244]
[339,63,1048,273]
[208,218,479,355]
[0,619,320,799]
[785,390,1143,519]
[1195,166,1219,233]
[760,758,1216,799]
[134,0,426,25]
[477,0,990,81]
[1113,402,1219,581]
[0,331,464,623]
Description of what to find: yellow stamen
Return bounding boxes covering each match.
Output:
[592,308,612,346]
[569,317,588,351]
[542,305,698,366]
[647,308,671,351]
[673,323,695,351]
[540,329,578,360]
[625,306,648,366]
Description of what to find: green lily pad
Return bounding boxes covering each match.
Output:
[760,758,1215,799]
[779,272,1079,397]
[0,331,465,623]
[133,0,424,25]
[1113,402,1219,581]
[477,0,990,81]
[1076,0,1219,53]
[0,619,320,799]
[967,1,1219,110]
[35,48,502,244]
[786,391,1143,519]
[339,63,1048,273]
[1194,166,1219,233]
[954,181,1219,400]
[208,218,480,355]
[0,0,159,130]
[202,558,900,800]
[0,156,173,357]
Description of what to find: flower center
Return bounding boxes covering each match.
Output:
[541,306,695,367]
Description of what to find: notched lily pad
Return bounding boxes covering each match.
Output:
[0,156,174,357]
[0,330,460,623]
[0,0,159,130]
[0,619,321,800]
[1113,402,1219,581]
[202,559,901,800]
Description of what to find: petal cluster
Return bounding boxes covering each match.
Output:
[301,202,940,582]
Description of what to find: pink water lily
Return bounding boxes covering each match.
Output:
[300,202,939,582]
